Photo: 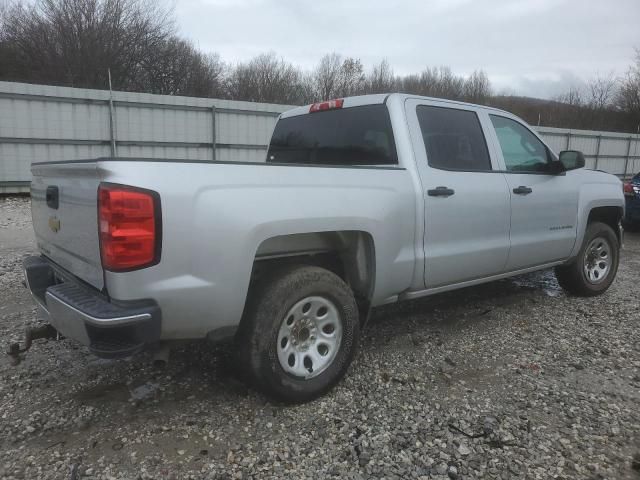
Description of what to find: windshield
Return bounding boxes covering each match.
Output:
[267,104,398,166]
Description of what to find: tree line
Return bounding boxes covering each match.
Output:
[1,0,639,133]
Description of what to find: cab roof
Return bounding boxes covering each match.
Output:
[279,93,512,119]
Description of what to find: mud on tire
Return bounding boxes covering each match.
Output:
[236,265,360,403]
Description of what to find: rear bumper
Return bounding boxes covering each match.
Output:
[23,255,161,358]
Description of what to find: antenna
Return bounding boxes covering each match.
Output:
[108,68,117,158]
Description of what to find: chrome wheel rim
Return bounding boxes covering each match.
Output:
[583,236,611,284]
[277,296,343,379]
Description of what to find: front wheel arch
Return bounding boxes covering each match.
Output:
[587,206,623,246]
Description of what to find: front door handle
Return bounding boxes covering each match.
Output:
[513,186,533,195]
[427,186,455,197]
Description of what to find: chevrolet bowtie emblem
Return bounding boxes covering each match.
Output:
[48,216,61,233]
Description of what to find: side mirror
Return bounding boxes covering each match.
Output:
[558,150,586,171]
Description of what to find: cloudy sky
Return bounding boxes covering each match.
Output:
[175,0,639,99]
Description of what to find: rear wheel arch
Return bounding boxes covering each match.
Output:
[249,230,376,325]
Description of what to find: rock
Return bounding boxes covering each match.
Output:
[75,419,91,431]
[483,416,498,435]
[439,451,451,461]
[457,444,471,456]
[444,356,457,367]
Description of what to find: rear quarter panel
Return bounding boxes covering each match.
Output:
[100,160,417,339]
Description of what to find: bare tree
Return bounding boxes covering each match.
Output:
[555,86,584,107]
[463,70,491,103]
[616,49,640,127]
[313,53,341,100]
[587,73,617,110]
[0,0,175,89]
[133,38,226,97]
[366,59,395,94]
[227,52,307,104]
[397,66,466,100]
[340,57,366,96]
[312,53,365,100]
[433,66,465,99]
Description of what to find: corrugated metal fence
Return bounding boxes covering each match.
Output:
[0,81,292,193]
[1,80,639,194]
[536,126,640,178]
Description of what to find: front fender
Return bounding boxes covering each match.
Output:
[569,181,625,259]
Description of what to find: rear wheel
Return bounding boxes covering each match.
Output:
[555,221,619,296]
[237,265,359,403]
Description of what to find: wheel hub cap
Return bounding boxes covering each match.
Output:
[583,237,611,284]
[277,296,343,379]
[290,318,316,351]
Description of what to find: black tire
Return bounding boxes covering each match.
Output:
[554,221,619,296]
[236,265,359,403]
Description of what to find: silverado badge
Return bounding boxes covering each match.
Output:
[48,216,61,233]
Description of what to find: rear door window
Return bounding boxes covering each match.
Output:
[267,104,397,166]
[416,106,492,171]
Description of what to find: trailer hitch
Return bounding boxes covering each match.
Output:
[6,324,59,365]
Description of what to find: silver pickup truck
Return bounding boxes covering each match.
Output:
[21,93,624,402]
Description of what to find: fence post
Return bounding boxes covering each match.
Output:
[108,100,117,157]
[211,105,217,161]
[107,69,117,157]
[623,136,632,179]
[565,131,571,150]
[594,135,601,170]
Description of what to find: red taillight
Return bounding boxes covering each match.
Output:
[623,182,634,196]
[309,98,344,113]
[98,184,161,271]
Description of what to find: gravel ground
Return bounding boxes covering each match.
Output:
[1,195,639,480]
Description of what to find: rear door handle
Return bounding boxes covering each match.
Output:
[427,186,455,197]
[513,186,533,195]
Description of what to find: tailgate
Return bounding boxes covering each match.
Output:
[31,162,104,290]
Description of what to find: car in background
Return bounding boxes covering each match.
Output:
[623,173,640,230]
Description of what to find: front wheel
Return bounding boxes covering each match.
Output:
[237,265,360,403]
[555,221,620,296]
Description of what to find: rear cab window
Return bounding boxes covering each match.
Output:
[416,106,492,171]
[267,104,398,166]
